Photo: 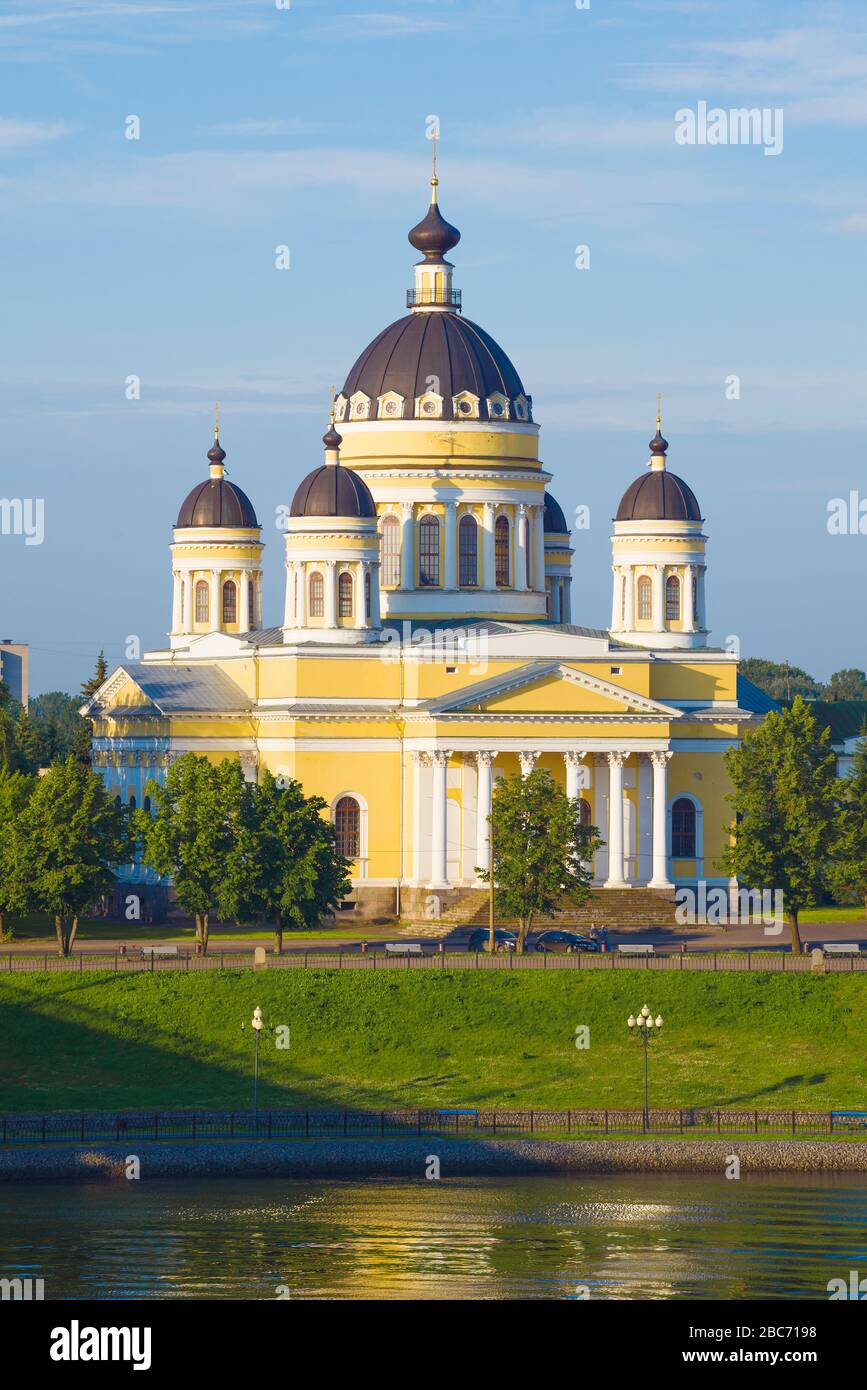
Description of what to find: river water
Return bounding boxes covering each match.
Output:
[0,1173,864,1299]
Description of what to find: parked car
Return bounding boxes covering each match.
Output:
[467,928,517,953]
[533,930,601,955]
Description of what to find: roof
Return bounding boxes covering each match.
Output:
[543,492,569,534]
[804,700,867,745]
[616,470,702,523]
[736,674,781,716]
[340,312,527,422]
[290,464,376,519]
[176,477,259,529]
[111,664,250,713]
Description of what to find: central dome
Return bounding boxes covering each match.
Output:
[339,312,529,423]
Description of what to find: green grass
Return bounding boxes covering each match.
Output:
[0,970,864,1114]
[1,914,398,944]
[798,906,865,923]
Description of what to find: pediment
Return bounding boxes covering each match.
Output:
[426,662,680,718]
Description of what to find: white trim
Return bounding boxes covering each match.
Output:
[668,790,704,874]
[331,790,369,879]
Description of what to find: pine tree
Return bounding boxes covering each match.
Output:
[829,728,867,911]
[80,651,108,703]
[477,768,602,953]
[13,709,49,774]
[717,696,838,952]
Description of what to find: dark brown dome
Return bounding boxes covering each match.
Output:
[408,201,461,261]
[543,492,569,533]
[341,313,528,422]
[176,478,258,528]
[291,465,376,519]
[616,471,702,523]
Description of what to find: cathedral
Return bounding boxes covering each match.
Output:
[83,164,772,920]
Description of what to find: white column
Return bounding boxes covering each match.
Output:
[515,505,528,592]
[518,750,540,777]
[354,562,367,628]
[370,560,381,628]
[411,752,425,882]
[649,751,674,888]
[611,566,621,629]
[475,751,494,880]
[562,578,572,624]
[325,560,338,628]
[209,570,220,631]
[604,751,626,887]
[182,571,193,633]
[551,577,562,624]
[564,750,585,801]
[697,566,707,630]
[171,571,181,632]
[482,502,496,590]
[239,570,250,632]
[400,502,414,590]
[283,562,296,629]
[683,564,694,631]
[295,562,306,627]
[652,564,665,630]
[533,506,546,591]
[443,500,457,591]
[624,566,635,631]
[429,750,451,888]
[638,754,653,883]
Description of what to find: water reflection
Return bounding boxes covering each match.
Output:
[0,1173,863,1300]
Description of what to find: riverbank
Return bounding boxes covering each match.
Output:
[2,1136,866,1182]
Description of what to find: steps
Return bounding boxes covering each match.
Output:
[432,887,679,933]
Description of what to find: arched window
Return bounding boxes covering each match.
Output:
[128,794,136,810]
[459,514,478,587]
[222,579,237,624]
[364,569,371,619]
[309,571,324,618]
[637,575,652,621]
[338,570,353,618]
[248,579,256,628]
[143,795,151,814]
[579,798,592,827]
[418,514,440,586]
[381,514,401,588]
[672,797,697,858]
[195,580,209,623]
[495,514,510,586]
[665,574,681,622]
[334,796,360,858]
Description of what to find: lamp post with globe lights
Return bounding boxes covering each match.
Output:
[241,1005,265,1131]
[627,1004,663,1132]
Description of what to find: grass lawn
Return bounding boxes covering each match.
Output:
[798,906,865,923]
[0,970,863,1114]
[0,914,398,945]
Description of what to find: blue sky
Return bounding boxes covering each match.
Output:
[2,0,866,694]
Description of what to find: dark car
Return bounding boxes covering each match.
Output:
[467,928,517,953]
[533,930,601,955]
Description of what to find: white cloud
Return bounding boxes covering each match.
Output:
[0,116,73,150]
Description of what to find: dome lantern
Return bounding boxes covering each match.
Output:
[407,141,462,314]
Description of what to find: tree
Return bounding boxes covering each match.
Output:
[740,657,823,703]
[239,770,351,953]
[13,709,50,774]
[0,766,35,940]
[825,668,867,701]
[137,754,245,955]
[80,651,108,703]
[828,729,867,911]
[29,690,94,765]
[16,758,130,956]
[717,697,838,952]
[476,769,602,954]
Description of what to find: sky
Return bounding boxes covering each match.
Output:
[1,0,866,695]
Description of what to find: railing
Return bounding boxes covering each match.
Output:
[406,288,462,309]
[0,948,863,973]
[0,1106,862,1145]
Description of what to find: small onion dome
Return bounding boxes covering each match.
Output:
[208,438,227,467]
[290,465,376,519]
[616,471,702,523]
[176,477,258,528]
[408,201,461,261]
[649,428,669,456]
[322,425,343,450]
[543,492,569,533]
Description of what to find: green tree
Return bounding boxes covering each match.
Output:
[0,677,16,771]
[29,690,94,765]
[239,770,351,953]
[717,697,838,952]
[137,753,245,955]
[477,768,602,954]
[825,668,867,701]
[16,757,130,956]
[0,766,35,940]
[740,657,823,703]
[80,651,108,703]
[13,709,50,774]
[828,729,867,911]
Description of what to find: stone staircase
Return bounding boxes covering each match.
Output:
[426,887,679,933]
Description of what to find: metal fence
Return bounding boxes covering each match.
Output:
[0,948,864,973]
[1,1106,863,1145]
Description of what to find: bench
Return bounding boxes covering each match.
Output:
[384,942,424,956]
[617,944,655,956]
[140,946,179,958]
[832,1111,867,1131]
[821,943,861,956]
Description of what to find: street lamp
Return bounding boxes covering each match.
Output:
[627,1004,663,1132]
[241,1005,265,1131]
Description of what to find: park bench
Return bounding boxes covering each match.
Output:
[384,942,424,956]
[821,943,861,956]
[832,1111,867,1131]
[617,944,655,956]
[139,946,179,958]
